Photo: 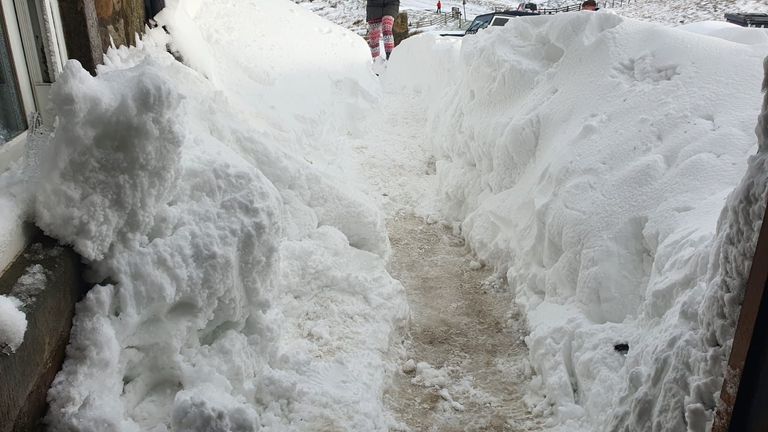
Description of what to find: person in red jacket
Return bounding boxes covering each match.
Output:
[437,0,442,13]
[366,0,400,60]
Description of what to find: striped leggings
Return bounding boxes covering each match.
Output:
[367,15,395,59]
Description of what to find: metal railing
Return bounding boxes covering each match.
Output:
[409,11,464,29]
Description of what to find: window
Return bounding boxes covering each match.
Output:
[466,14,493,33]
[491,17,510,26]
[0,14,26,145]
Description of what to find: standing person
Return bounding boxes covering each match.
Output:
[366,0,400,61]
[581,0,598,10]
[437,0,442,13]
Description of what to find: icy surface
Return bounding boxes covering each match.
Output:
[38,1,407,430]
[11,263,47,305]
[387,12,768,432]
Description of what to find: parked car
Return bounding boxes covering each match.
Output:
[724,13,768,27]
[464,10,539,34]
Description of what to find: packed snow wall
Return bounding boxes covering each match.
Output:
[33,0,407,430]
[387,13,768,432]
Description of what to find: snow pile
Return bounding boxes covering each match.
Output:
[387,13,768,431]
[0,264,49,354]
[36,0,407,430]
[680,20,768,45]
[0,169,32,273]
[0,295,26,354]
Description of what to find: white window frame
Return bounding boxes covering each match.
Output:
[0,0,67,172]
[0,0,36,172]
[0,0,67,272]
[14,0,67,125]
[1,0,36,118]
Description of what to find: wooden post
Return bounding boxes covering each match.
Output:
[393,12,408,47]
[55,0,103,74]
[713,200,768,432]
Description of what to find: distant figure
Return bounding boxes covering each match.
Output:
[581,0,598,11]
[437,0,442,13]
[366,0,400,60]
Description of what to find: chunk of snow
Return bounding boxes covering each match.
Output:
[0,295,26,354]
[438,388,465,411]
[402,359,417,373]
[412,361,450,387]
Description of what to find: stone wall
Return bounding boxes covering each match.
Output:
[57,0,147,74]
[94,0,146,51]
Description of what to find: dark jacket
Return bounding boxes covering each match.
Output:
[366,0,400,21]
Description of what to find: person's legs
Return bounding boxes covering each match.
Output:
[382,16,395,59]
[367,19,383,58]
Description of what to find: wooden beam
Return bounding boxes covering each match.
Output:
[55,0,102,74]
[713,198,768,431]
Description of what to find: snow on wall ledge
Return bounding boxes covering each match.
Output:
[387,13,768,432]
[34,0,407,430]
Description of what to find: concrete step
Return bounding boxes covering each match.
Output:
[0,227,87,432]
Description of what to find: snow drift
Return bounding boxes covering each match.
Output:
[35,0,407,430]
[387,13,768,432]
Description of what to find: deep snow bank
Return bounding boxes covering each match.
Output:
[387,13,768,431]
[36,0,407,430]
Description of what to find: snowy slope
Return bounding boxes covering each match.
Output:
[292,0,521,33]
[385,13,768,432]
[617,0,768,26]
[35,0,407,430]
[294,0,768,31]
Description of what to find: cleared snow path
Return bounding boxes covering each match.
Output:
[351,87,544,431]
[385,213,542,431]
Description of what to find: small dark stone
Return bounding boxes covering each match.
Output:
[614,343,629,355]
